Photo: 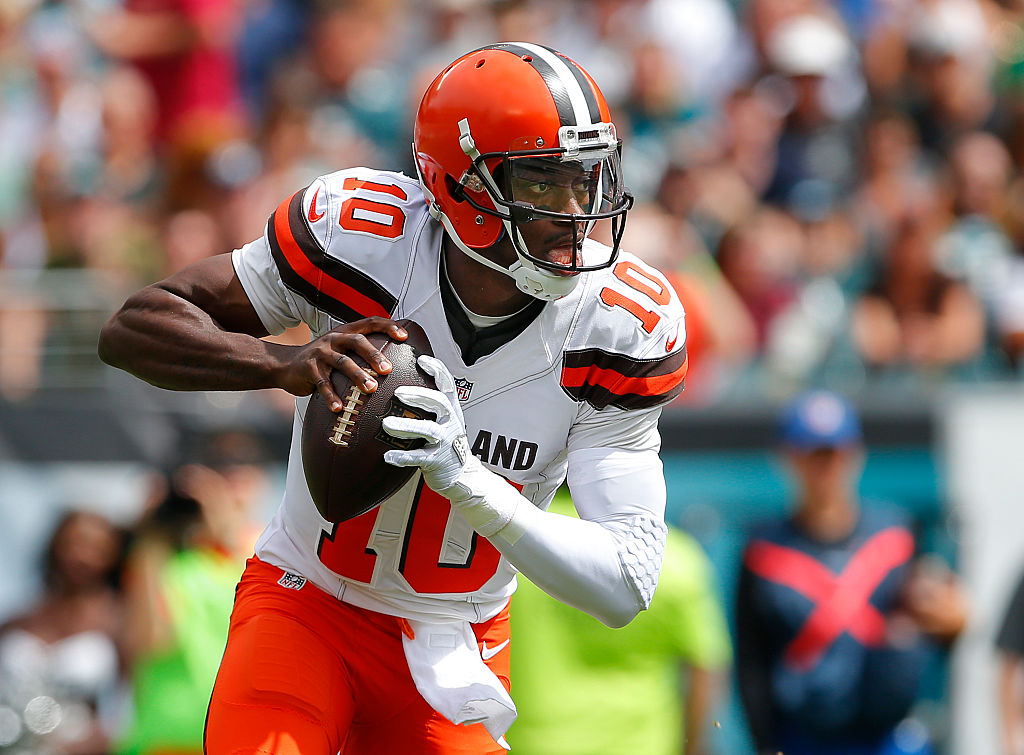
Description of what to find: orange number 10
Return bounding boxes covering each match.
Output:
[600,261,671,333]
[338,177,408,239]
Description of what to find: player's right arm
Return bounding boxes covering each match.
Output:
[98,253,404,410]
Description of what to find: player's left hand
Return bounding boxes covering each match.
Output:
[385,356,521,538]
[383,355,471,494]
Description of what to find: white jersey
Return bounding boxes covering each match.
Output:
[232,167,687,624]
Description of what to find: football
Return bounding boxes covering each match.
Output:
[301,319,437,523]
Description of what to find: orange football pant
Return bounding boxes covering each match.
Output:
[204,557,510,755]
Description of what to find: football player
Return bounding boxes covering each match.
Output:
[99,43,687,755]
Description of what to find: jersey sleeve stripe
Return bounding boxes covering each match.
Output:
[561,358,688,395]
[560,347,688,409]
[267,191,397,322]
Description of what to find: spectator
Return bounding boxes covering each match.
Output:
[935,131,1017,318]
[234,0,310,123]
[997,565,1024,755]
[116,432,266,755]
[90,0,245,151]
[905,0,996,155]
[852,107,932,258]
[715,85,783,205]
[735,390,967,755]
[509,489,732,755]
[716,207,804,353]
[759,12,866,209]
[653,85,781,253]
[850,175,986,373]
[90,0,247,212]
[303,0,412,172]
[0,509,126,754]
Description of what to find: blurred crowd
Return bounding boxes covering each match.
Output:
[2,0,1024,405]
[3,0,1024,752]
[0,430,268,753]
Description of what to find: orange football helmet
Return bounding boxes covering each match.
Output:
[413,43,632,300]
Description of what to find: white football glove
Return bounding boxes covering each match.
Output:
[383,355,470,493]
[383,355,522,537]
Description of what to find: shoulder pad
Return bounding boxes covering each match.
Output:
[561,252,688,410]
[264,169,428,323]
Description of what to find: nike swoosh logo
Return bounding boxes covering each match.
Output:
[480,639,510,660]
[308,187,325,222]
[665,323,680,352]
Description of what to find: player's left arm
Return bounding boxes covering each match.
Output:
[484,260,687,625]
[387,375,667,626]
[386,320,684,627]
[488,441,668,628]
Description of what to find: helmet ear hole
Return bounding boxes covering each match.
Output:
[445,175,466,203]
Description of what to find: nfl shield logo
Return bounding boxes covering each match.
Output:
[455,377,474,402]
[277,571,306,590]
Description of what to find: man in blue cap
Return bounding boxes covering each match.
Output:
[734,390,966,755]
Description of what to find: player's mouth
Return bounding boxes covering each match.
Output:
[544,240,581,275]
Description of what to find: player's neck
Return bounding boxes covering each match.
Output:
[442,236,535,317]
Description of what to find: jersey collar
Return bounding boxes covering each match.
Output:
[439,254,546,365]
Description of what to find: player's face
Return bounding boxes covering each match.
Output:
[502,158,599,272]
[509,159,597,216]
[478,210,583,281]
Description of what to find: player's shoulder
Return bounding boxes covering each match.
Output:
[263,168,431,323]
[559,248,687,411]
[266,167,429,252]
[318,167,427,210]
[306,167,430,247]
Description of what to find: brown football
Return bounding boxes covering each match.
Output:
[301,319,436,523]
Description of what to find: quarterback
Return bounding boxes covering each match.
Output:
[99,43,687,755]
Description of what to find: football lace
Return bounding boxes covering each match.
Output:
[328,386,364,447]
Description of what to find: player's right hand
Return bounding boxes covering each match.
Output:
[383,355,470,494]
[270,317,407,412]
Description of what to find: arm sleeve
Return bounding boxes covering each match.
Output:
[232,237,305,336]
[488,446,667,628]
[735,560,779,754]
[231,182,324,335]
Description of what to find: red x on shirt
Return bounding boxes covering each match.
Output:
[745,526,915,670]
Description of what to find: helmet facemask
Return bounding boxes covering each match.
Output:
[451,119,633,300]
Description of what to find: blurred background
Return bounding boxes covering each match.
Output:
[2,0,1024,753]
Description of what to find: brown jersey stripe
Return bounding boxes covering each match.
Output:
[560,346,688,410]
[266,190,397,322]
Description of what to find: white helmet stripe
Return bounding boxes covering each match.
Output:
[514,42,597,128]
